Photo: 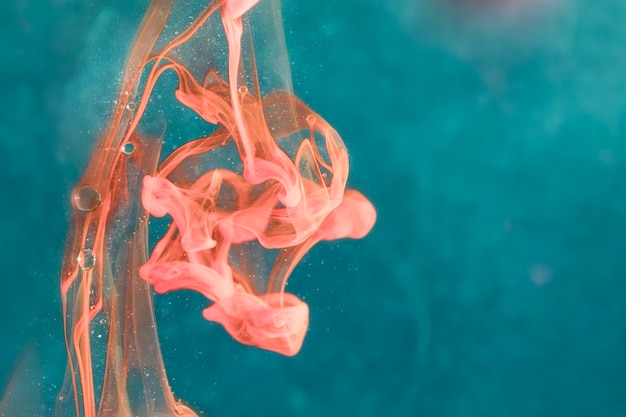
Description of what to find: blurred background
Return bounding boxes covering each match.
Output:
[1,0,625,416]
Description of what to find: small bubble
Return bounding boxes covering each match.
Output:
[74,185,101,212]
[77,249,96,271]
[238,85,248,94]
[125,102,137,111]
[306,114,316,125]
[121,142,135,154]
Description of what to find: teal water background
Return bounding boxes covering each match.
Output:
[1,0,625,416]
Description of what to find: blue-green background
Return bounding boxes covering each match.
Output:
[1,0,625,416]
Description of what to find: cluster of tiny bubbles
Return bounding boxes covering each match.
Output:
[122,142,136,154]
[74,185,101,212]
[77,248,96,271]
[238,85,248,94]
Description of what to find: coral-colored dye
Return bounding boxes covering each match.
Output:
[54,0,375,416]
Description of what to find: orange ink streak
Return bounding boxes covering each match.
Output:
[56,0,376,415]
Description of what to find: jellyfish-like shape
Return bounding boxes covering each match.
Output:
[50,0,375,416]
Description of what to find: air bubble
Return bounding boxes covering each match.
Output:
[238,85,248,94]
[122,142,135,154]
[306,114,316,125]
[74,185,101,212]
[125,102,137,111]
[77,249,96,271]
